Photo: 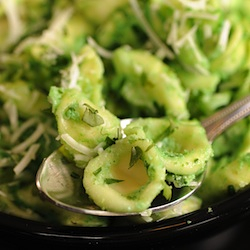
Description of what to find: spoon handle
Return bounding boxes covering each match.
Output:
[201,95,250,142]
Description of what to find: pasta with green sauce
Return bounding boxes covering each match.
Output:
[0,0,249,225]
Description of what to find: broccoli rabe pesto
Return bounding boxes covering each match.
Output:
[125,118,213,176]
[48,46,212,213]
[82,117,211,213]
[0,0,250,225]
[83,136,167,213]
[112,47,189,119]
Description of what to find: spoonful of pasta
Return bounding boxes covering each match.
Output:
[36,95,250,217]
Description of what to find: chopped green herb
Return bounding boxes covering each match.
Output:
[194,158,199,163]
[104,178,124,184]
[93,167,102,176]
[129,146,143,168]
[145,144,154,152]
[155,124,176,143]
[104,137,116,149]
[82,103,104,127]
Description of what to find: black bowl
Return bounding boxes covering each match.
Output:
[0,187,250,249]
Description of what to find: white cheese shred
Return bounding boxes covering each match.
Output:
[175,25,198,51]
[178,0,206,10]
[12,123,44,154]
[0,126,11,143]
[40,7,74,51]
[218,19,231,52]
[3,101,18,131]
[1,0,24,44]
[0,158,11,168]
[10,117,38,144]
[129,0,174,59]
[14,143,40,175]
[73,153,92,163]
[61,52,83,89]
[0,190,7,197]
[87,37,113,59]
[60,133,97,156]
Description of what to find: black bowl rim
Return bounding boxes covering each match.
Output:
[0,187,250,247]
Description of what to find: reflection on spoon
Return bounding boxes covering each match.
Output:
[36,95,250,217]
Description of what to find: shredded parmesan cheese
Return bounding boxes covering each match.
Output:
[3,101,18,131]
[12,123,44,154]
[14,143,40,175]
[0,190,7,197]
[15,7,73,55]
[218,19,231,52]
[87,37,113,59]
[178,0,207,10]
[63,53,83,89]
[175,25,198,51]
[167,11,179,46]
[40,7,74,52]
[0,158,11,168]
[1,0,24,44]
[130,0,174,59]
[10,117,38,144]
[0,126,11,142]
[73,153,92,163]
[183,11,218,21]
[60,133,97,156]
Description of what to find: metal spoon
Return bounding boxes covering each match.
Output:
[36,95,250,217]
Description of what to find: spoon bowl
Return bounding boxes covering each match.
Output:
[36,95,250,217]
[36,149,203,216]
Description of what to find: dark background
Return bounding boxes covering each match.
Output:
[0,216,249,250]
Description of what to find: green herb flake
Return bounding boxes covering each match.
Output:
[93,167,102,176]
[82,103,104,127]
[129,146,143,169]
[145,143,154,152]
[104,137,116,149]
[104,178,124,184]
[155,124,176,143]
[194,158,199,164]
